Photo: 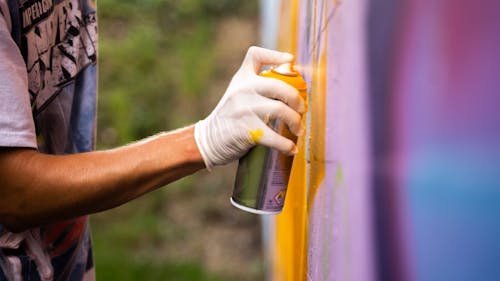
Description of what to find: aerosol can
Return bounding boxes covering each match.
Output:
[231,63,307,214]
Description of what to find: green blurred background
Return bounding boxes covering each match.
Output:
[92,1,264,280]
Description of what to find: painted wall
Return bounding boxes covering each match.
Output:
[261,0,500,280]
[375,1,500,280]
[261,1,374,280]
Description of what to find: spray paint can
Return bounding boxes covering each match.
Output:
[231,63,307,214]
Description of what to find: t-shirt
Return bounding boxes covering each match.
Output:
[0,0,98,280]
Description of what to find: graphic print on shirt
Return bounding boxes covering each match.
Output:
[17,0,97,265]
[1,1,97,281]
[20,0,97,116]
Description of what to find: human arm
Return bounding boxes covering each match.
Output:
[0,126,204,232]
[0,46,304,232]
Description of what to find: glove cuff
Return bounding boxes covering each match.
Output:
[194,119,214,172]
[195,117,255,171]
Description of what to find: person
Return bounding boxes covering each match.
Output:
[0,0,305,280]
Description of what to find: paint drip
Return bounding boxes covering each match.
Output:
[231,63,307,214]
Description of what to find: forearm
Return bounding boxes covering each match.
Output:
[0,46,303,232]
[0,125,204,232]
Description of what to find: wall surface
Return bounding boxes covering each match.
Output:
[379,1,500,280]
[262,0,500,280]
[262,1,374,280]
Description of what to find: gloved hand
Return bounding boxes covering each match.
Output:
[194,46,306,171]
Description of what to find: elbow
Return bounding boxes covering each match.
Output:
[0,198,56,233]
[0,216,30,233]
[0,205,34,233]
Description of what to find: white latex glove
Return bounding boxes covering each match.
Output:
[195,46,306,171]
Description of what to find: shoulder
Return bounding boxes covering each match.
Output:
[0,0,12,33]
[0,0,36,149]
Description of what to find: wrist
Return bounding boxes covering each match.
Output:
[194,119,213,171]
[169,125,205,167]
[148,125,205,172]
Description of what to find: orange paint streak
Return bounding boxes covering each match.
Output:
[272,0,330,279]
[274,128,308,281]
[272,1,309,280]
[307,0,328,208]
[271,0,336,279]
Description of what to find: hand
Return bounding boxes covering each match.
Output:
[194,46,306,171]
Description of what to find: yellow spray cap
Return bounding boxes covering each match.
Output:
[260,63,308,98]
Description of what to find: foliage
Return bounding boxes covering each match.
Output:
[97,0,257,145]
[93,1,260,281]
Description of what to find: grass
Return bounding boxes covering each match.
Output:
[90,185,231,281]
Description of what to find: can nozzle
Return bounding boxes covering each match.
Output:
[273,63,296,76]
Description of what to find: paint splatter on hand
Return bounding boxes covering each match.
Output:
[249,129,265,143]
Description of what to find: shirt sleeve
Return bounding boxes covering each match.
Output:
[0,8,37,149]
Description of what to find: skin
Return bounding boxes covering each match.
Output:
[0,46,303,233]
[0,125,205,232]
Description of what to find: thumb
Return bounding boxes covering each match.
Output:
[241,46,294,73]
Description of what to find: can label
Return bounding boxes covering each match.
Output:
[262,144,290,209]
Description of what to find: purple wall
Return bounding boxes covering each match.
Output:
[262,0,500,280]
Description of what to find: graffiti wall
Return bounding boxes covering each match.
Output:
[261,0,374,280]
[261,0,500,280]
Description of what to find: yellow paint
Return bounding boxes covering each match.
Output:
[272,0,309,281]
[307,0,328,210]
[272,0,307,281]
[274,126,308,281]
[272,0,329,280]
[249,128,264,143]
[334,164,344,185]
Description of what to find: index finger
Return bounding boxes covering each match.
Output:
[254,76,306,114]
[241,46,294,73]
